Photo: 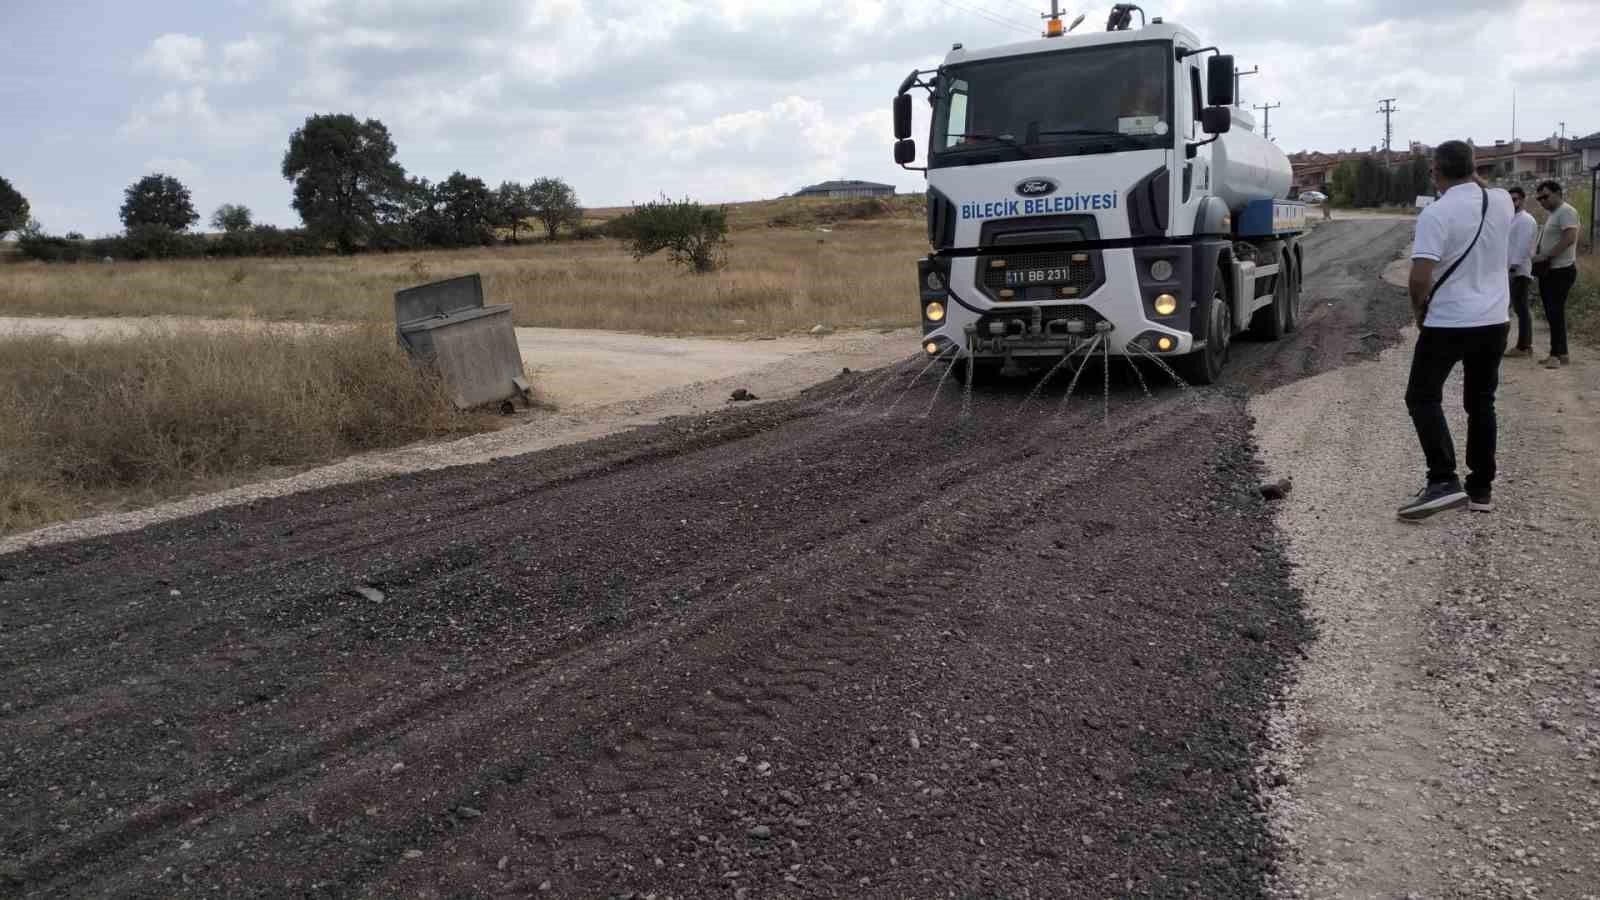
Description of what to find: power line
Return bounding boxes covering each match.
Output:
[1232,66,1259,108]
[933,0,1039,35]
[1377,98,1397,163]
[1253,102,1281,142]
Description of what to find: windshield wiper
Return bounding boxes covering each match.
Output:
[945,133,1023,149]
[1035,129,1147,142]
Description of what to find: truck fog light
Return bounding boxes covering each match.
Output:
[925,270,944,291]
[1153,293,1178,316]
[1150,259,1174,281]
[924,301,946,322]
[924,340,941,355]
[1156,335,1175,352]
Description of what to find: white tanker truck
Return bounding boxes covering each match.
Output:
[893,3,1306,384]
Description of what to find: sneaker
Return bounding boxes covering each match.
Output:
[1542,355,1569,368]
[1504,346,1531,358]
[1468,490,1493,513]
[1397,480,1468,521]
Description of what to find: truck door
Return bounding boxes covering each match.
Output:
[1180,54,1212,225]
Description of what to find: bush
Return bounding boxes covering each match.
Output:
[615,196,729,273]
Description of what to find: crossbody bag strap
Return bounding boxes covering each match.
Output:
[1427,185,1488,305]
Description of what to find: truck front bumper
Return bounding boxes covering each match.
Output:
[920,248,1196,361]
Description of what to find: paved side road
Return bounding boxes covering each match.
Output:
[0,219,1410,897]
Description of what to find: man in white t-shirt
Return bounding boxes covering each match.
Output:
[1399,140,1514,520]
[1533,179,1581,367]
[1504,186,1538,356]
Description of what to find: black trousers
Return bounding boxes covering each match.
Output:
[1404,324,1508,493]
[1536,264,1577,357]
[1510,274,1534,350]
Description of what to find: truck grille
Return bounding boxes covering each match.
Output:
[973,304,1107,335]
[978,250,1101,301]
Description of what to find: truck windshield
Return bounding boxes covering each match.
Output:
[930,42,1172,168]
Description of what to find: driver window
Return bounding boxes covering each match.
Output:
[945,82,969,148]
[1188,65,1202,138]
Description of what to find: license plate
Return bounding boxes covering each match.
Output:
[1004,267,1072,287]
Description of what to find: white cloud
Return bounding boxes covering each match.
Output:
[220,36,275,84]
[121,86,280,149]
[139,34,209,82]
[137,32,274,85]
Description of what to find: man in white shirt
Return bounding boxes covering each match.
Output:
[1533,179,1581,367]
[1504,186,1538,356]
[1399,140,1514,520]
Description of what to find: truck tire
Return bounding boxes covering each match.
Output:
[1249,269,1289,341]
[1285,256,1301,333]
[1181,271,1232,385]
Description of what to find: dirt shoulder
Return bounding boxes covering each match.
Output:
[0,327,916,554]
[1254,317,1600,895]
[0,316,902,410]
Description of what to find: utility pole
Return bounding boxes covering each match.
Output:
[1233,65,1259,107]
[1253,102,1281,142]
[1377,98,1397,165]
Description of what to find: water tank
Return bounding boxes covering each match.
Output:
[1211,109,1292,211]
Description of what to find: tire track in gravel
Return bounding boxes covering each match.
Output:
[0,217,1413,898]
[4,387,1185,893]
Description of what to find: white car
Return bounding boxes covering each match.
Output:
[1299,190,1328,204]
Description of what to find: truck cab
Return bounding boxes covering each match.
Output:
[894,6,1305,384]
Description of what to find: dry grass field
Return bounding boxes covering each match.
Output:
[0,326,487,534]
[0,196,930,534]
[0,198,929,335]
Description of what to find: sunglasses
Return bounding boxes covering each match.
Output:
[1536,194,1552,201]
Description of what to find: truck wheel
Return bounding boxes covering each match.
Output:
[1249,269,1289,341]
[1285,257,1301,333]
[1181,274,1231,385]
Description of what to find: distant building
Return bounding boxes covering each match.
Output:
[1287,149,1367,192]
[793,180,896,199]
[1571,131,1600,172]
[1471,137,1580,180]
[1291,133,1592,192]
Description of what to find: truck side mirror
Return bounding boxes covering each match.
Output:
[893,94,913,140]
[1207,55,1235,107]
[1201,106,1231,135]
[894,139,917,165]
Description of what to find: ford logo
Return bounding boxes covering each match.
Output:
[1015,178,1058,198]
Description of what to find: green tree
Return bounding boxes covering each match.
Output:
[281,114,408,253]
[0,176,29,239]
[1329,160,1358,207]
[210,203,253,233]
[1354,157,1387,208]
[616,196,729,273]
[527,176,581,240]
[434,171,497,246]
[120,173,200,231]
[495,180,532,243]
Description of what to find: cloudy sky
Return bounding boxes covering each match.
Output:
[8,0,1596,235]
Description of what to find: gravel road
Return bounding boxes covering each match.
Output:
[1256,268,1600,897]
[1,219,1416,897]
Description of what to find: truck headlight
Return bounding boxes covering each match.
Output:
[924,301,946,322]
[925,270,944,291]
[1153,293,1178,316]
[1150,259,1174,281]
